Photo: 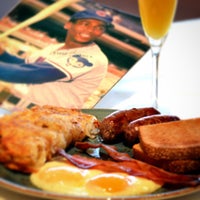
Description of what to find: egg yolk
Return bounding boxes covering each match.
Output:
[37,164,86,186]
[30,161,103,195]
[85,173,134,193]
[30,161,162,197]
[85,173,161,196]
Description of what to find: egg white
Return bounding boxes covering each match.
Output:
[30,161,162,197]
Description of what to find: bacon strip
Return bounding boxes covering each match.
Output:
[58,142,200,187]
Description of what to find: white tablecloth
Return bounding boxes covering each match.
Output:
[95,19,200,120]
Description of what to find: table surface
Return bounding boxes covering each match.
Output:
[95,18,200,120]
[0,19,200,200]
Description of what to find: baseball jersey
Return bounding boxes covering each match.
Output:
[0,43,108,108]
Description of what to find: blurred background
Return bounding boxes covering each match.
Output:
[0,0,199,109]
[95,0,200,21]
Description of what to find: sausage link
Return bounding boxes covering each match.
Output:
[124,115,180,146]
[99,107,160,143]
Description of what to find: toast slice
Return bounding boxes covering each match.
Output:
[133,143,200,174]
[138,118,200,160]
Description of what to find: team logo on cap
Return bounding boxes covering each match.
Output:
[96,10,108,18]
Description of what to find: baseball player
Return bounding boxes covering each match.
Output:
[0,9,113,108]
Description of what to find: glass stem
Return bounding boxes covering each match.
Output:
[151,47,160,108]
[149,36,166,109]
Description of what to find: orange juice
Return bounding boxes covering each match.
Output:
[138,0,177,39]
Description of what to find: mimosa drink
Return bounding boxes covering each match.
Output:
[138,0,177,39]
[138,0,178,109]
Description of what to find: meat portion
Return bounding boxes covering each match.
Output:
[99,107,160,143]
[0,105,99,173]
[58,142,200,187]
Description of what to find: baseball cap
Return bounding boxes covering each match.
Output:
[70,9,113,28]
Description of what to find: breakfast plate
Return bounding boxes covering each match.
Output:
[0,108,200,200]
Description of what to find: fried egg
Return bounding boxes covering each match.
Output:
[30,161,162,197]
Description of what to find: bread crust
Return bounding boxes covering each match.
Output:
[124,114,180,146]
[138,118,200,160]
[133,143,200,174]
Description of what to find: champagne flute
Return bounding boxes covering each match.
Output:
[138,0,178,108]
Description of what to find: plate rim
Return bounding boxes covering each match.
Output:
[0,175,200,200]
